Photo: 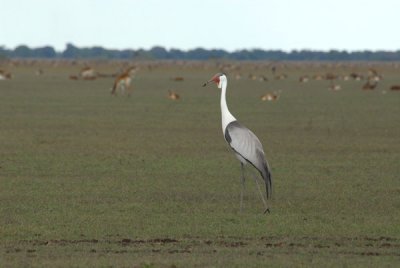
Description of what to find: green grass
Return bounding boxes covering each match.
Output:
[1,61,400,267]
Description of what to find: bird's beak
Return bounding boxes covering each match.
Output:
[202,80,213,87]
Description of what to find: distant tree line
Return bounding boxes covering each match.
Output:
[1,43,400,61]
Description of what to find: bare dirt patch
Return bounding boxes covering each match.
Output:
[3,236,400,268]
[5,236,400,258]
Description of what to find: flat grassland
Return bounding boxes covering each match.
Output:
[1,60,399,267]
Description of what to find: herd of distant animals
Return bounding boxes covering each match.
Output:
[68,66,182,99]
[68,65,400,98]
[2,64,400,99]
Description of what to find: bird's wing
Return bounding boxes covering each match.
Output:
[224,121,266,170]
[225,120,272,199]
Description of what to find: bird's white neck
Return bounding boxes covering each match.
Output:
[220,79,236,134]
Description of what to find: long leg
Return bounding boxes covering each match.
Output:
[240,163,245,212]
[127,85,132,96]
[111,86,117,96]
[249,167,269,213]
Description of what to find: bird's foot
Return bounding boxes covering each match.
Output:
[264,208,271,214]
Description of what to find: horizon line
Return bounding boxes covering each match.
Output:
[1,44,400,53]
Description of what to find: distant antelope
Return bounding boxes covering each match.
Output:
[172,76,184,81]
[260,92,279,101]
[325,73,337,81]
[362,80,378,90]
[390,85,400,91]
[248,74,257,80]
[80,67,97,80]
[329,81,341,91]
[368,68,378,76]
[274,74,287,80]
[313,74,324,80]
[350,72,363,81]
[167,90,180,100]
[299,76,309,83]
[259,75,268,82]
[368,74,382,82]
[0,70,12,80]
[111,72,133,96]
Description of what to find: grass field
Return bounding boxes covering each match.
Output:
[1,60,400,267]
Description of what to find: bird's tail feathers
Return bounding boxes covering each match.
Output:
[262,162,272,199]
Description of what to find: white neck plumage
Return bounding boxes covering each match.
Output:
[220,78,237,134]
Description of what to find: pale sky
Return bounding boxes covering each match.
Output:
[2,0,400,52]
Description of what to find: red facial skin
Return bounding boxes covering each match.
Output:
[212,75,220,84]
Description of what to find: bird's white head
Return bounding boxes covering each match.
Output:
[202,73,227,89]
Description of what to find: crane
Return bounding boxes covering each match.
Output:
[203,73,272,213]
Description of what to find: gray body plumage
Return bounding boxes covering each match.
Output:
[224,121,272,199]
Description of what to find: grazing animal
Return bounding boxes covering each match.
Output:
[329,80,341,91]
[0,70,12,80]
[111,72,133,96]
[299,76,309,83]
[79,67,97,80]
[274,74,287,80]
[167,90,180,100]
[172,77,184,81]
[362,80,378,90]
[203,73,272,214]
[390,85,400,91]
[350,73,363,81]
[325,73,337,81]
[329,84,341,91]
[368,68,378,76]
[248,74,257,80]
[260,92,279,101]
[313,74,324,80]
